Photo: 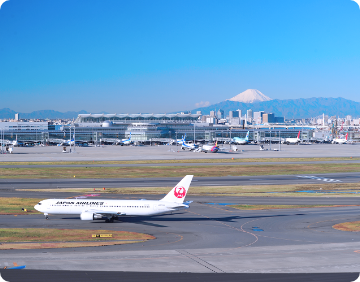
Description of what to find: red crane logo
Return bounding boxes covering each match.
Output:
[174,186,186,198]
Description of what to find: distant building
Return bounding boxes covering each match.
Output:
[275,116,284,123]
[253,111,264,124]
[262,113,284,124]
[206,117,217,124]
[210,111,215,117]
[237,110,242,119]
[229,110,239,119]
[246,109,253,121]
[15,113,19,121]
[229,118,240,125]
[262,113,275,123]
[217,109,224,119]
[0,122,48,131]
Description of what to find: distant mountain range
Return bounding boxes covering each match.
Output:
[192,97,360,119]
[0,108,90,119]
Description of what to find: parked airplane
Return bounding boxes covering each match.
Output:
[34,175,194,222]
[176,136,185,145]
[117,133,132,146]
[181,136,199,151]
[332,133,348,144]
[233,131,250,145]
[0,139,16,146]
[57,139,74,146]
[200,141,219,153]
[284,131,301,145]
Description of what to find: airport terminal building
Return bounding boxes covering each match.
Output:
[0,114,329,145]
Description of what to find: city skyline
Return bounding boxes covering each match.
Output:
[0,0,360,113]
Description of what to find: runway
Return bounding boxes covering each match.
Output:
[2,198,360,273]
[2,173,360,275]
[1,172,360,191]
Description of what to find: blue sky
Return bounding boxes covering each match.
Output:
[0,0,359,113]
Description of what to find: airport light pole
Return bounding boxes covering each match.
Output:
[73,125,76,153]
[69,126,72,153]
[279,130,281,151]
[269,130,271,150]
[229,128,232,151]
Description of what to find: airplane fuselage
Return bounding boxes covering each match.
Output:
[284,138,300,144]
[201,144,219,152]
[35,199,188,217]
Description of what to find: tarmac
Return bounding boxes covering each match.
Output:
[0,142,359,162]
[2,144,360,279]
[2,200,360,273]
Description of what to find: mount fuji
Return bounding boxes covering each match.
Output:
[191,90,360,119]
[227,89,272,103]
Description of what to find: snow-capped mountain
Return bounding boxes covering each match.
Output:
[227,89,272,103]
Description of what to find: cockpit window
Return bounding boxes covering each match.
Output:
[37,203,42,205]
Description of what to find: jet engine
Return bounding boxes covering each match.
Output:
[80,212,103,220]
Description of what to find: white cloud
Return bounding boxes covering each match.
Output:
[195,101,210,108]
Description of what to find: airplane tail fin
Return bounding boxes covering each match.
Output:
[297,131,301,139]
[345,133,348,140]
[245,131,249,141]
[160,175,193,203]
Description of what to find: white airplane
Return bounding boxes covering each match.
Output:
[284,131,301,145]
[181,135,198,151]
[233,131,250,145]
[34,175,194,222]
[332,133,348,144]
[200,141,219,153]
[117,133,132,146]
[0,139,18,146]
[57,139,74,146]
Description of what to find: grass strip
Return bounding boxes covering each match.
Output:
[228,204,358,210]
[0,157,358,166]
[333,221,360,232]
[0,241,144,250]
[1,163,360,179]
[0,228,154,249]
[14,182,360,199]
[0,228,155,243]
[0,197,43,214]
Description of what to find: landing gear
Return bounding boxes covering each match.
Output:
[105,216,115,223]
[45,213,49,220]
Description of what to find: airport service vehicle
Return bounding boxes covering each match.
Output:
[200,141,219,153]
[332,133,348,144]
[233,131,250,145]
[284,131,301,145]
[34,175,193,222]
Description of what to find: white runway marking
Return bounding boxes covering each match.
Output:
[297,176,342,183]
